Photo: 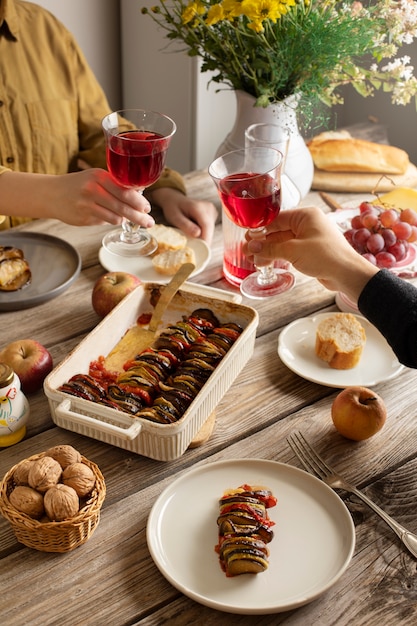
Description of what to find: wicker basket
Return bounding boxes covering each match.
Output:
[0,453,106,553]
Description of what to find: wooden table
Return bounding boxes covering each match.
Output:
[1,171,417,626]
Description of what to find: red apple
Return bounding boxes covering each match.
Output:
[91,272,141,318]
[0,339,53,394]
[331,386,387,441]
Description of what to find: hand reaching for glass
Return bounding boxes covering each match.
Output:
[244,206,379,302]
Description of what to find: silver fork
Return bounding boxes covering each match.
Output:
[287,431,417,559]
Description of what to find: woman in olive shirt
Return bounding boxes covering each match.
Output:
[0,0,217,242]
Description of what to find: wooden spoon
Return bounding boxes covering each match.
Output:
[104,262,195,373]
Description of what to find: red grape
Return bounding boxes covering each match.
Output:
[407,225,417,243]
[341,204,416,270]
[361,211,380,229]
[359,201,377,214]
[351,214,364,229]
[380,209,399,228]
[362,252,377,265]
[375,251,396,268]
[400,208,417,226]
[387,241,407,262]
[392,220,412,240]
[366,232,385,254]
[381,228,397,248]
[344,228,355,244]
[352,227,371,247]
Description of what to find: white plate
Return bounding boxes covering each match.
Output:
[98,234,211,283]
[327,208,417,270]
[278,312,404,388]
[147,458,355,614]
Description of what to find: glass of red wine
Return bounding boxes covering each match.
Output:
[101,109,176,257]
[209,147,295,299]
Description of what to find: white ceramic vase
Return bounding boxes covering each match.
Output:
[216,90,314,200]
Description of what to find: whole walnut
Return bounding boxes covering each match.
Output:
[13,459,36,486]
[28,456,62,493]
[62,462,96,497]
[45,444,81,469]
[9,485,44,519]
[44,484,79,521]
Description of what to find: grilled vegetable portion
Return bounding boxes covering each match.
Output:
[215,484,277,577]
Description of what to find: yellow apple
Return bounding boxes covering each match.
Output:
[331,386,387,441]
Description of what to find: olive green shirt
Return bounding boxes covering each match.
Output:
[0,0,185,229]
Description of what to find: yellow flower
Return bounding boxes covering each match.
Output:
[206,5,225,25]
[241,0,293,24]
[182,1,206,24]
[222,0,243,19]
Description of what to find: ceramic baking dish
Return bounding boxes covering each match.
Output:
[44,283,258,461]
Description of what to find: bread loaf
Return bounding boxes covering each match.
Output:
[147,224,187,253]
[152,247,196,276]
[315,313,366,369]
[308,131,409,175]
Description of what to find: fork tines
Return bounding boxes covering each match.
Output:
[287,431,331,480]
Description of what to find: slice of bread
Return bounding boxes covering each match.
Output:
[315,313,366,369]
[147,224,187,253]
[152,247,196,276]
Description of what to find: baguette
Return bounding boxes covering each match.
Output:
[152,247,196,276]
[308,131,409,175]
[315,313,366,370]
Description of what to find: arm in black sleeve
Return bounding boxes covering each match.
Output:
[358,269,417,368]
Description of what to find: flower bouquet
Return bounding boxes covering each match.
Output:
[142,0,417,121]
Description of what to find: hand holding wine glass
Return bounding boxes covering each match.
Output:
[209,147,295,299]
[101,109,176,257]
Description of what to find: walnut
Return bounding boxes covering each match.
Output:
[9,486,44,519]
[28,456,62,493]
[62,462,96,497]
[44,484,79,521]
[13,459,36,485]
[44,444,81,469]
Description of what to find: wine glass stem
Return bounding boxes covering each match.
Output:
[120,189,146,244]
[121,219,138,243]
[255,261,279,286]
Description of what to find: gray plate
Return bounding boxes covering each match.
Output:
[0,232,81,311]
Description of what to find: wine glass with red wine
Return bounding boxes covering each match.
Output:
[209,147,295,299]
[101,109,176,257]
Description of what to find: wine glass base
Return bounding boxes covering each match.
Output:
[102,228,158,257]
[240,271,295,299]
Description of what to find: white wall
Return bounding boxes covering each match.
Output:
[336,40,417,164]
[31,0,122,110]
[120,0,235,173]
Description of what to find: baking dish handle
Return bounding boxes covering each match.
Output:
[55,398,143,441]
[182,283,242,303]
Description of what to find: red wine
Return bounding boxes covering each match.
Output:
[219,173,281,229]
[106,130,169,188]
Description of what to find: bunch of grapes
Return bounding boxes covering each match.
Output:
[344,202,417,269]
